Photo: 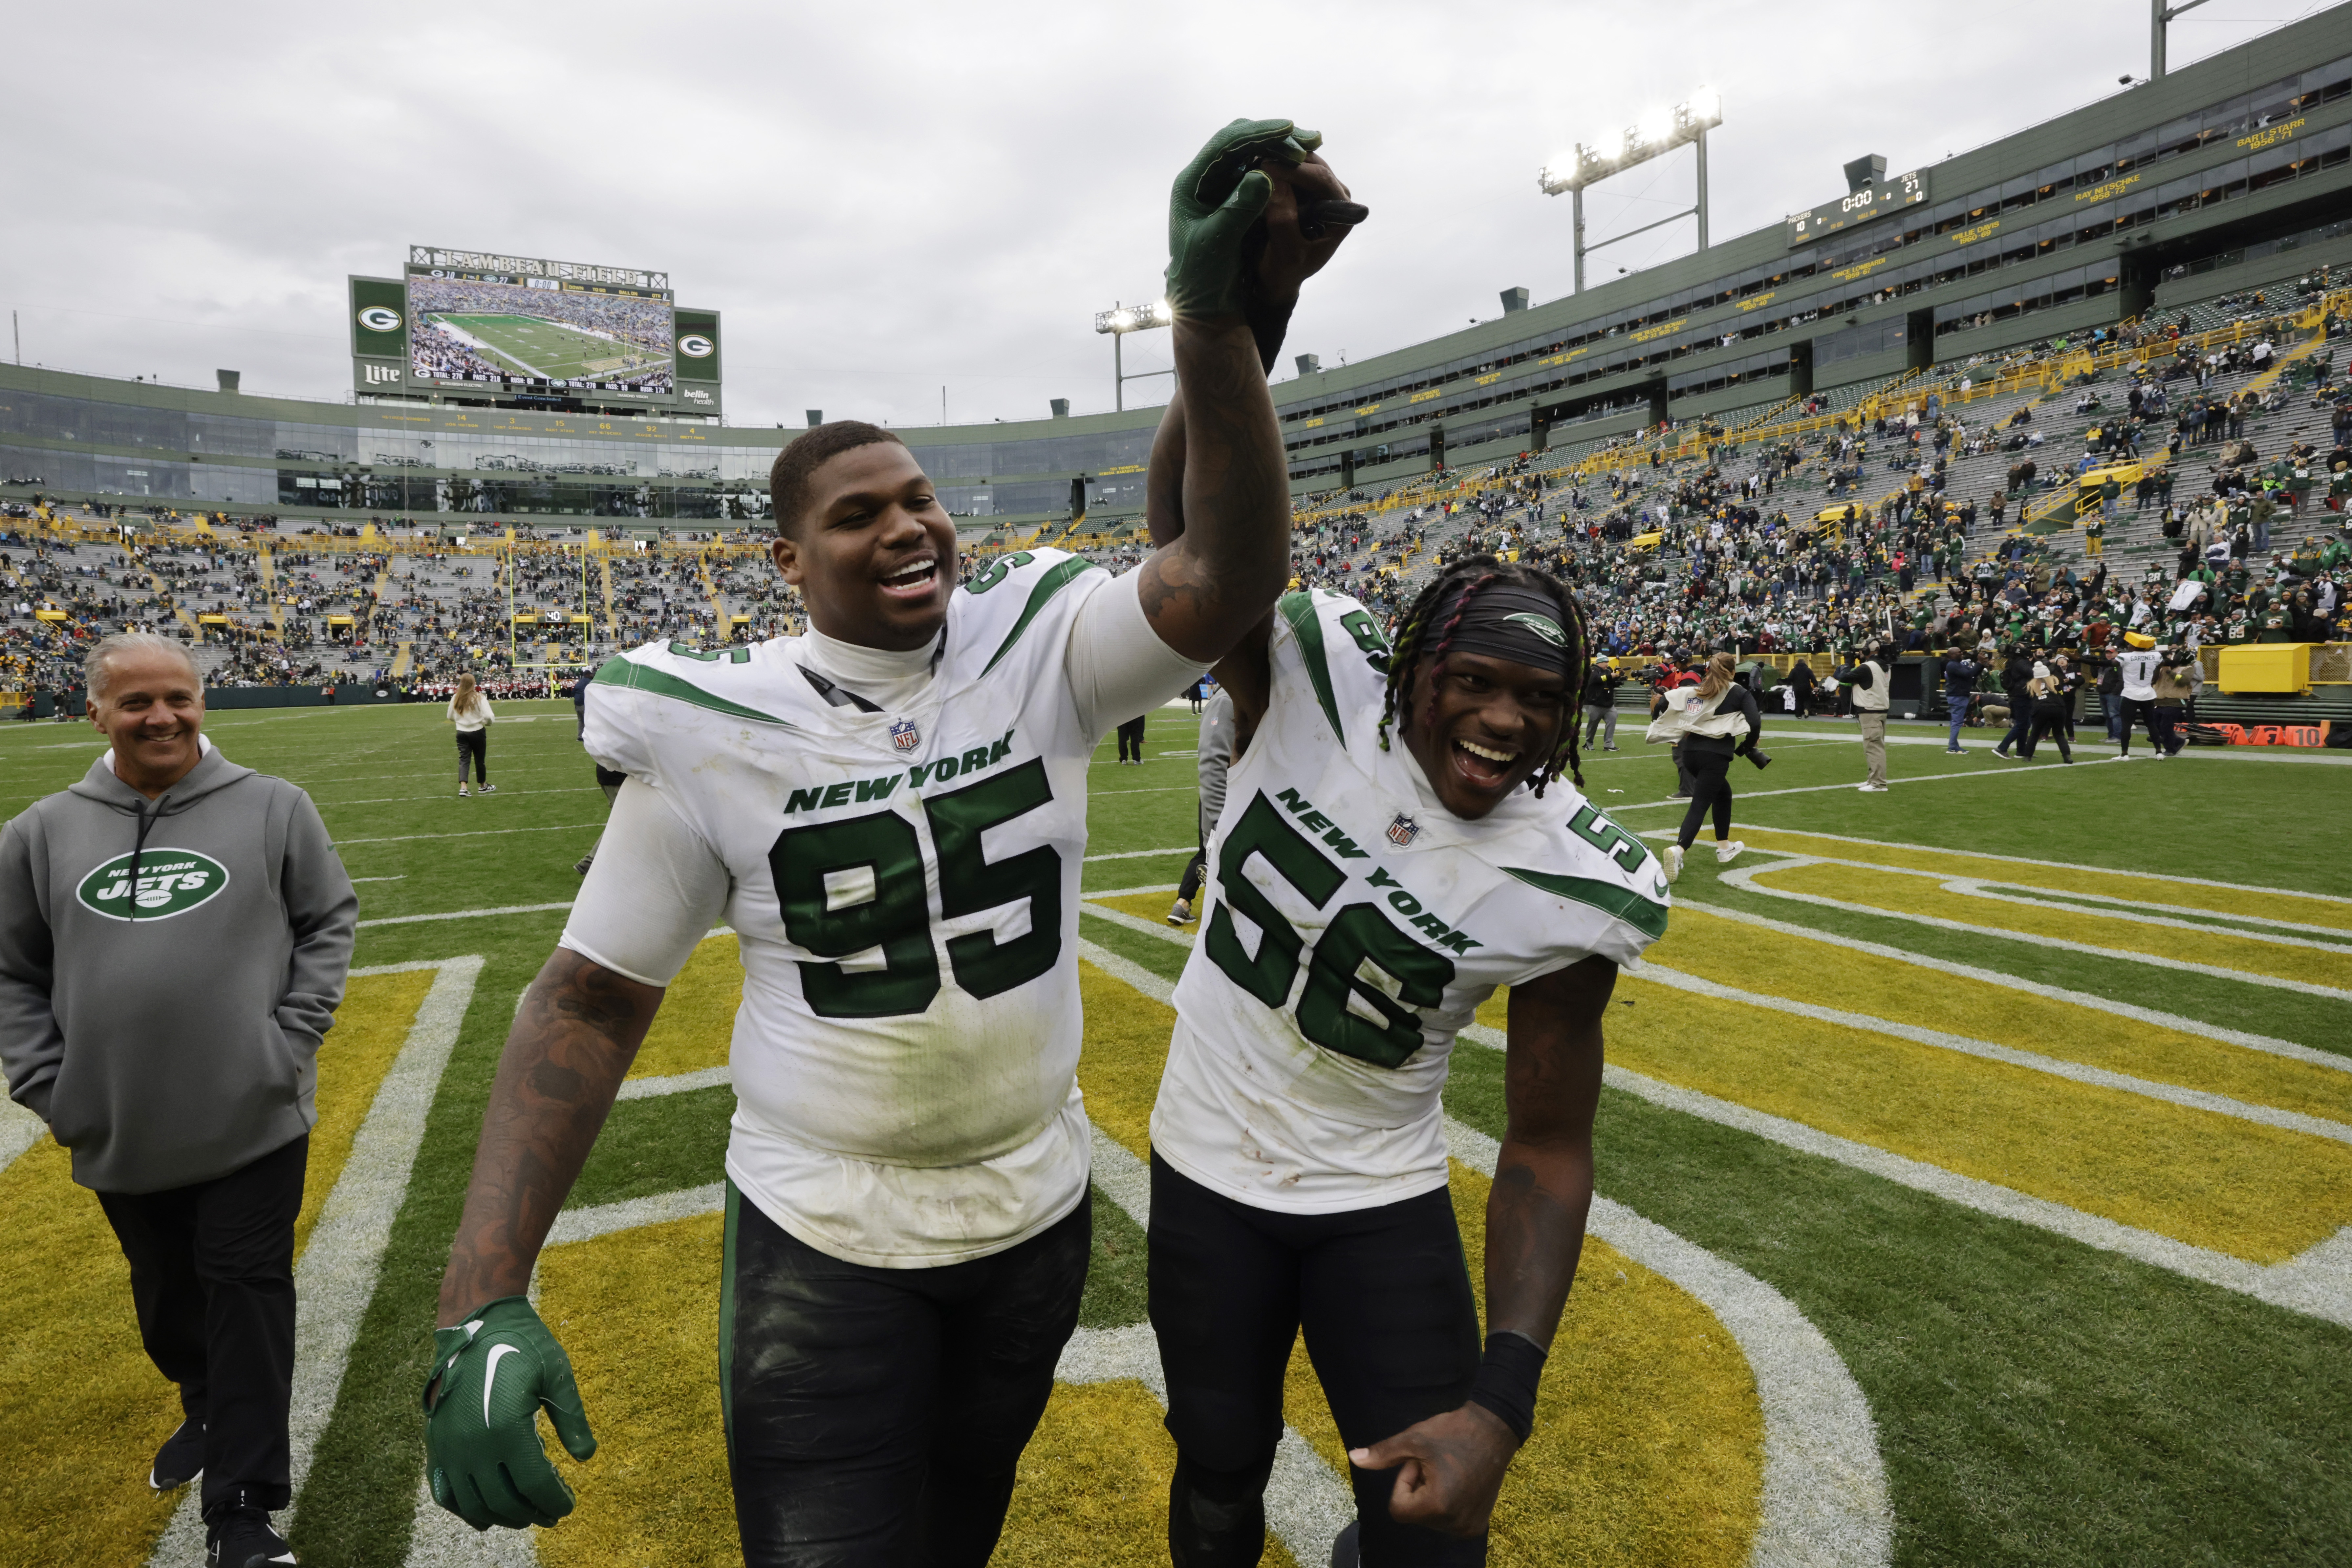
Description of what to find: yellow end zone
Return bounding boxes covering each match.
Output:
[0,968,437,1567]
[630,935,743,1081]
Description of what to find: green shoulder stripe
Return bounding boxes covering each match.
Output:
[593,657,794,726]
[1279,591,1345,744]
[981,555,1099,676]
[1499,864,1670,942]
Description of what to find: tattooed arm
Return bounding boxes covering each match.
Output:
[436,948,666,1324]
[1348,954,1613,1536]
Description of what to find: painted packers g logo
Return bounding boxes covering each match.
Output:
[76,850,231,921]
[677,334,715,358]
[357,305,404,333]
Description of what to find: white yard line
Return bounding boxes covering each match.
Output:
[357,901,574,929]
[1678,824,2352,909]
[1082,845,1195,863]
[614,1065,731,1101]
[1668,898,2352,1076]
[153,957,485,1566]
[1457,1027,2352,1332]
[338,823,603,847]
[1626,960,2352,1145]
[1717,857,2352,1002]
[1609,755,2093,810]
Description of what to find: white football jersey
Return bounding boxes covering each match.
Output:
[1151,588,1670,1214]
[582,549,1178,1267]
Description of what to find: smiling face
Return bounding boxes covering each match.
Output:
[89,645,205,799]
[769,442,957,651]
[1397,649,1570,821]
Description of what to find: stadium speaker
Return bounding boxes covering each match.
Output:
[1500,287,1529,314]
[1843,154,1886,193]
[1296,353,1321,376]
[1050,398,1070,419]
[806,409,823,427]
[217,369,241,393]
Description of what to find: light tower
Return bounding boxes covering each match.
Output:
[1539,89,1723,295]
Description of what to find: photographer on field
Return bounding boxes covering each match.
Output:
[1939,647,1980,754]
[1833,639,1893,791]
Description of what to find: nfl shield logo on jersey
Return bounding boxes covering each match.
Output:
[1386,813,1419,847]
[890,718,920,753]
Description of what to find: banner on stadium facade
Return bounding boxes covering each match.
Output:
[350,276,408,396]
[674,308,723,416]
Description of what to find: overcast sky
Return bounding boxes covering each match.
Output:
[3,0,2329,428]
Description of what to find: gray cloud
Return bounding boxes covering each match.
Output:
[1,0,2307,425]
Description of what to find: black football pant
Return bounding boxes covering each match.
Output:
[722,1183,1089,1568]
[1149,1154,1486,1568]
[96,1133,306,1517]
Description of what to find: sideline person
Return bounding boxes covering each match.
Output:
[1834,640,1893,791]
[1940,647,1979,754]
[448,672,496,797]
[1649,651,1762,881]
[1579,655,1619,751]
[2018,661,2075,763]
[2114,633,2165,758]
[1145,544,1665,1563]
[0,632,357,1568]
[1168,684,1234,927]
[1117,711,1150,764]
[420,116,1360,1566]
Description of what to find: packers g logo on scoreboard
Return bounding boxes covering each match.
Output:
[76,850,232,921]
[678,334,715,358]
[356,305,403,333]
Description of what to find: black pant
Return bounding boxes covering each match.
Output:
[455,727,488,783]
[1676,748,1735,850]
[2117,697,2168,755]
[1116,717,1148,762]
[96,1134,306,1515]
[722,1183,1089,1568]
[1149,1155,1485,1568]
[1178,845,1209,903]
[2022,711,2072,761]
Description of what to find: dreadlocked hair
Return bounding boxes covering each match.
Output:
[1374,553,1595,798]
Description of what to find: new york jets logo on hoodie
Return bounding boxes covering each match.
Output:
[76,849,232,920]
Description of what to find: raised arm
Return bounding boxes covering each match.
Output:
[1137,120,1358,681]
[1348,954,1614,1537]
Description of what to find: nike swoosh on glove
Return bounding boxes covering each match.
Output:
[422,1296,597,1531]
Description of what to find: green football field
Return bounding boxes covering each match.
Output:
[426,312,671,382]
[2,699,2348,1567]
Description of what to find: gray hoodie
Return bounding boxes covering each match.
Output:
[0,745,357,1193]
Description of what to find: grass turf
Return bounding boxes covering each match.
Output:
[2,701,2348,1564]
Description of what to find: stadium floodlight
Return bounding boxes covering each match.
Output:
[1538,87,1723,295]
[1092,299,1175,411]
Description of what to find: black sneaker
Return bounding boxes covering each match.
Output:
[150,1417,203,1491]
[206,1505,295,1567]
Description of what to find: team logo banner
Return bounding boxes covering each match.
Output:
[76,850,231,920]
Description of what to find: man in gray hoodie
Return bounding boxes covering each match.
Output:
[0,632,356,1568]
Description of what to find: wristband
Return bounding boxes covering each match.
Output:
[1465,1330,1546,1443]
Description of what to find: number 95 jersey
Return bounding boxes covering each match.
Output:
[1151,589,1670,1214]
[578,550,1200,1268]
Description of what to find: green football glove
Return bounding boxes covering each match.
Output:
[422,1297,597,1531]
[1164,118,1315,321]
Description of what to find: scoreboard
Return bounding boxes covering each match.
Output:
[1784,169,1931,247]
[348,246,722,415]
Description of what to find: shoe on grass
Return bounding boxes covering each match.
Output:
[1166,898,1192,926]
[457,784,469,798]
[1661,845,1684,884]
[1715,839,1745,865]
[478,783,497,795]
[150,1417,202,1491]
[573,853,596,876]
[1857,782,1888,792]
[205,1503,295,1567]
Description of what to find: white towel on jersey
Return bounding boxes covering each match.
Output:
[561,551,1205,1267]
[1152,588,1669,1215]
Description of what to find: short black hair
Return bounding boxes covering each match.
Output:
[769,420,906,536]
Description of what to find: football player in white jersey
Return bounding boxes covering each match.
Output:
[1142,538,1666,1562]
[419,119,1360,1566]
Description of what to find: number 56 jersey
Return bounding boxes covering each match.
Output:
[574,550,1202,1268]
[1151,589,1671,1214]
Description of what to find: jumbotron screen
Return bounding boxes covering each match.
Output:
[404,247,674,398]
